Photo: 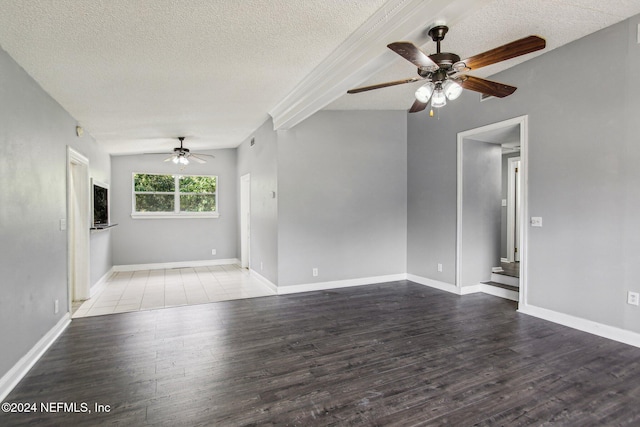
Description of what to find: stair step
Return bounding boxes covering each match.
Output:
[483,281,518,291]
[490,272,519,287]
[480,281,519,302]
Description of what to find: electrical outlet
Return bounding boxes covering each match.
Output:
[54,299,59,314]
[211,249,216,255]
[628,291,639,306]
[437,263,443,272]
[530,217,543,227]
[312,268,318,277]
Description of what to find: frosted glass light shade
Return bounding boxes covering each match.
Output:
[431,87,447,108]
[443,80,463,100]
[415,82,435,103]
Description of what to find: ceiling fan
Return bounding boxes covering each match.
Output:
[158,137,215,166]
[347,25,546,113]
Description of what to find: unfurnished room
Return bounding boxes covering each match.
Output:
[1,1,640,425]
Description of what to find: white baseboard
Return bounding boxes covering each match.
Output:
[406,274,463,295]
[277,273,407,295]
[0,313,71,402]
[519,304,640,349]
[113,258,240,272]
[249,269,278,293]
[90,266,115,298]
[460,284,482,295]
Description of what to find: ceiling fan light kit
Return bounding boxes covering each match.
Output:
[144,136,215,168]
[347,25,546,115]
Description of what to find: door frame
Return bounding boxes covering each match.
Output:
[506,156,521,263]
[456,115,529,307]
[240,173,251,269]
[67,146,91,310]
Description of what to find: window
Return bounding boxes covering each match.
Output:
[132,173,218,218]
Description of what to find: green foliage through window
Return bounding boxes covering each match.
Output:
[133,173,217,215]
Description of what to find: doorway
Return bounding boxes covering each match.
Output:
[240,173,251,269]
[456,115,528,307]
[67,147,90,312]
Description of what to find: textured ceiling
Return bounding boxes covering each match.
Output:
[0,0,639,154]
[328,0,640,110]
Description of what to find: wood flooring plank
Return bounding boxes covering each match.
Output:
[1,281,640,426]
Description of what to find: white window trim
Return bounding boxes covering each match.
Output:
[131,173,219,219]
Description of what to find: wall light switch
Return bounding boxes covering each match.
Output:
[59,219,67,231]
[501,199,507,207]
[437,263,443,272]
[530,217,542,227]
[628,291,639,306]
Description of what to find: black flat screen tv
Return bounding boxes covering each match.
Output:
[92,181,109,226]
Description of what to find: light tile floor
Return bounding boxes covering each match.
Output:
[73,264,276,318]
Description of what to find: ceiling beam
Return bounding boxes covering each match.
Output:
[269,0,493,130]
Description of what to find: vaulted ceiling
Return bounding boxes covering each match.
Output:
[0,0,638,155]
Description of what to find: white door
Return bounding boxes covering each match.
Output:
[240,174,251,269]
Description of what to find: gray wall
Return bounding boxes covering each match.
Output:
[277,110,407,287]
[110,149,237,265]
[461,139,501,287]
[408,14,640,333]
[0,46,110,378]
[236,118,279,284]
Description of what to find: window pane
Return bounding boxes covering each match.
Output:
[180,194,216,212]
[179,176,216,193]
[135,194,174,212]
[134,174,175,192]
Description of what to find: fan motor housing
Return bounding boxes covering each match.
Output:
[429,52,460,69]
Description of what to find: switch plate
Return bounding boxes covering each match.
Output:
[260,262,263,271]
[501,199,507,207]
[437,263,443,272]
[312,268,318,277]
[530,217,542,227]
[54,299,59,314]
[211,249,216,255]
[59,219,67,231]
[628,291,639,306]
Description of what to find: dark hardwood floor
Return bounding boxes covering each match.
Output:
[2,281,640,426]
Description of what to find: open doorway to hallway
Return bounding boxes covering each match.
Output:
[456,116,528,305]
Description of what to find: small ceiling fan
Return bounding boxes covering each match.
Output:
[158,137,215,166]
[347,25,545,113]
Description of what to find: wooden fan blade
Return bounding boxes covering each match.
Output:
[347,77,423,94]
[457,36,545,71]
[457,75,517,98]
[388,42,438,70]
[409,99,428,113]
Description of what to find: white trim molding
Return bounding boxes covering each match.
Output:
[0,314,71,402]
[90,266,115,298]
[249,269,277,293]
[277,274,407,295]
[113,258,240,272]
[519,304,640,349]
[407,274,483,295]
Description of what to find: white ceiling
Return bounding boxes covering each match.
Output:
[0,0,639,155]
